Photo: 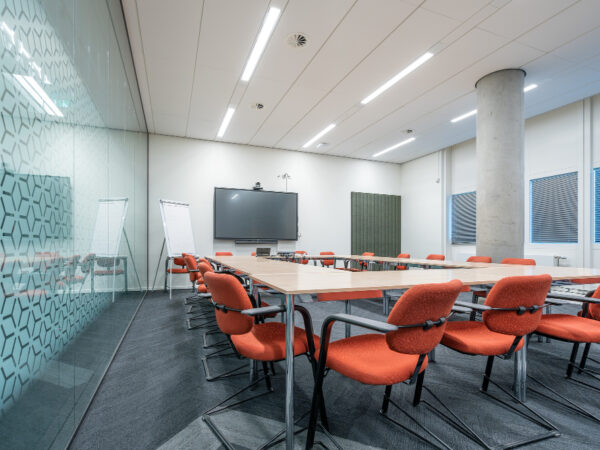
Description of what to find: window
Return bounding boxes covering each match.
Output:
[594,168,600,243]
[450,191,476,244]
[530,172,578,243]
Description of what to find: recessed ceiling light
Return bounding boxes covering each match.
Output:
[303,124,336,148]
[373,137,415,157]
[241,7,281,82]
[361,52,434,105]
[450,109,477,123]
[217,107,235,138]
[523,83,538,92]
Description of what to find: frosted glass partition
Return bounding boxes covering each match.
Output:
[0,0,148,448]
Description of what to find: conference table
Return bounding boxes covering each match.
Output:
[207,255,600,449]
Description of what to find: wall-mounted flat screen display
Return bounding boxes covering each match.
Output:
[214,188,298,240]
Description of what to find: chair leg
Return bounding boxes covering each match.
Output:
[262,362,273,391]
[578,343,592,374]
[413,371,425,406]
[566,342,580,378]
[481,355,494,392]
[380,385,392,414]
[306,359,327,449]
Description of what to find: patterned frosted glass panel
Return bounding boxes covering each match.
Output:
[0,0,147,448]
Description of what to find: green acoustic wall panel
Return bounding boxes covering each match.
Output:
[351,192,401,257]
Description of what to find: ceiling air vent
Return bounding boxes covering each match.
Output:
[287,33,308,48]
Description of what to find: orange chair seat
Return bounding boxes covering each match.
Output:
[318,334,426,386]
[442,321,524,356]
[396,265,407,270]
[231,322,318,362]
[536,314,600,343]
[168,268,188,274]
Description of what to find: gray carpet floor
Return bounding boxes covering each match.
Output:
[70,289,600,450]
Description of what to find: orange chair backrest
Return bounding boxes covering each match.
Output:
[467,256,492,263]
[183,254,201,282]
[251,252,256,256]
[296,250,309,264]
[386,280,462,355]
[501,257,536,265]
[173,257,186,267]
[483,275,551,336]
[362,252,375,257]
[197,261,213,277]
[588,286,600,320]
[397,253,410,259]
[203,272,253,335]
[317,290,383,302]
[320,251,334,266]
[426,254,445,261]
[216,252,233,256]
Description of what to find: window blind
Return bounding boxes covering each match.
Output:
[530,171,578,243]
[451,191,476,244]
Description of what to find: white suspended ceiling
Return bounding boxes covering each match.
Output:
[123,0,600,163]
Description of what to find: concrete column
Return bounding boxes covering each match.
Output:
[476,69,525,262]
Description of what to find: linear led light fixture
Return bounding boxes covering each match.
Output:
[361,52,434,105]
[13,74,63,117]
[451,84,538,123]
[303,123,336,148]
[217,107,236,138]
[450,109,477,123]
[373,137,415,157]
[240,7,281,82]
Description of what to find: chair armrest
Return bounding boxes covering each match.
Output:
[451,305,473,314]
[454,300,492,311]
[547,292,600,304]
[324,313,398,333]
[242,305,286,316]
[187,269,199,272]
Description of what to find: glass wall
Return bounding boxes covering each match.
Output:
[0,0,147,448]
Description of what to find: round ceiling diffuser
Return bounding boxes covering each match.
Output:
[287,33,308,48]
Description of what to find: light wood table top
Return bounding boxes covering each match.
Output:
[207,255,600,295]
[206,255,338,275]
[270,254,490,268]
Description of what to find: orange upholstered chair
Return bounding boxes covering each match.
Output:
[319,251,335,268]
[182,254,214,330]
[358,251,375,270]
[461,256,492,293]
[467,256,533,320]
[306,280,463,449]
[534,287,600,412]
[202,271,319,448]
[215,251,233,256]
[295,250,309,264]
[426,254,445,261]
[251,251,256,256]
[501,257,536,265]
[395,253,410,270]
[467,255,492,263]
[440,275,557,448]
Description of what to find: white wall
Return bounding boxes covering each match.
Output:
[409,93,600,267]
[149,134,404,288]
[397,151,446,259]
